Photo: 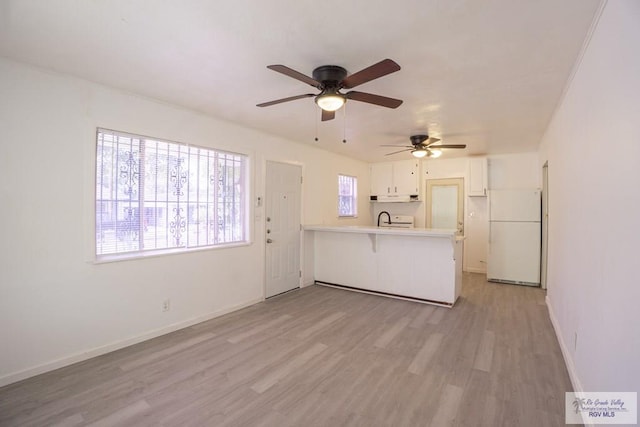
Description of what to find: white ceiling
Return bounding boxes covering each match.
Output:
[0,0,601,162]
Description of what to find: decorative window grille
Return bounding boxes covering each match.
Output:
[338,174,358,217]
[95,128,248,257]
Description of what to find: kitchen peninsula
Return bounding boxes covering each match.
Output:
[304,225,463,307]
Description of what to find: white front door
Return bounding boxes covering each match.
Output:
[265,161,302,298]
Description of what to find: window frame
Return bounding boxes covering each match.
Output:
[337,174,358,218]
[94,128,251,262]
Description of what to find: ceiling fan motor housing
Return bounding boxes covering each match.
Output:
[410,134,429,146]
[312,65,348,88]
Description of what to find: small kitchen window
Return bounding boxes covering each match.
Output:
[338,174,358,217]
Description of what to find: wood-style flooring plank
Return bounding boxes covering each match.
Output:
[409,304,435,328]
[373,316,411,348]
[408,332,444,375]
[227,314,292,343]
[427,307,446,324]
[473,329,495,372]
[120,332,215,371]
[295,312,345,340]
[49,413,84,427]
[251,342,328,393]
[86,399,150,427]
[429,384,464,426]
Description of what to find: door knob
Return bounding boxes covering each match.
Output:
[266,238,273,243]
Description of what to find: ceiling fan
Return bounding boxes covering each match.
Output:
[382,134,467,158]
[257,59,403,121]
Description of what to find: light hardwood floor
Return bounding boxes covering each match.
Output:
[0,273,575,426]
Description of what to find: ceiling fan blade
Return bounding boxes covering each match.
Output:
[429,144,467,149]
[424,137,441,145]
[346,91,403,108]
[266,65,320,87]
[380,144,413,148]
[321,109,335,121]
[341,59,401,89]
[385,148,413,156]
[257,93,315,107]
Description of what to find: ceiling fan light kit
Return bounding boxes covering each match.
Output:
[411,149,428,158]
[258,59,403,120]
[410,148,441,158]
[315,93,345,111]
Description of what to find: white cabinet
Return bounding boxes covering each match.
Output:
[468,157,488,197]
[393,160,420,195]
[370,160,419,199]
[370,162,394,196]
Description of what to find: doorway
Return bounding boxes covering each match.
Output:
[426,178,464,235]
[541,162,549,290]
[265,161,302,298]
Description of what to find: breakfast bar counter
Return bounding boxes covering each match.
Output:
[303,225,463,307]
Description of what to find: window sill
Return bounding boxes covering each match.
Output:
[93,241,251,264]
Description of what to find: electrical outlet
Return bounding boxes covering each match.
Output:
[162,299,170,312]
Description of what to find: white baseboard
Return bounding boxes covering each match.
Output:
[546,295,591,426]
[0,297,263,388]
[546,295,583,393]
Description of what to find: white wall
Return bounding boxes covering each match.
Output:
[539,0,640,397]
[370,152,540,273]
[0,58,371,385]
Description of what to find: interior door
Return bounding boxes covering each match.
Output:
[265,161,302,298]
[426,178,464,235]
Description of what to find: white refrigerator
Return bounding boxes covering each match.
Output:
[487,189,541,286]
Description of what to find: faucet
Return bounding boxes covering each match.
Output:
[377,211,391,227]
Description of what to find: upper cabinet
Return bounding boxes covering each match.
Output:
[468,157,488,197]
[370,160,419,201]
[370,162,394,196]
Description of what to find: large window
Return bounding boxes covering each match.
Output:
[95,129,248,258]
[338,174,358,217]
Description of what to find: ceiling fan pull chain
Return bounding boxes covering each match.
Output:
[342,103,347,144]
[314,105,319,142]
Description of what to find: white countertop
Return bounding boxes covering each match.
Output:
[304,225,464,240]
